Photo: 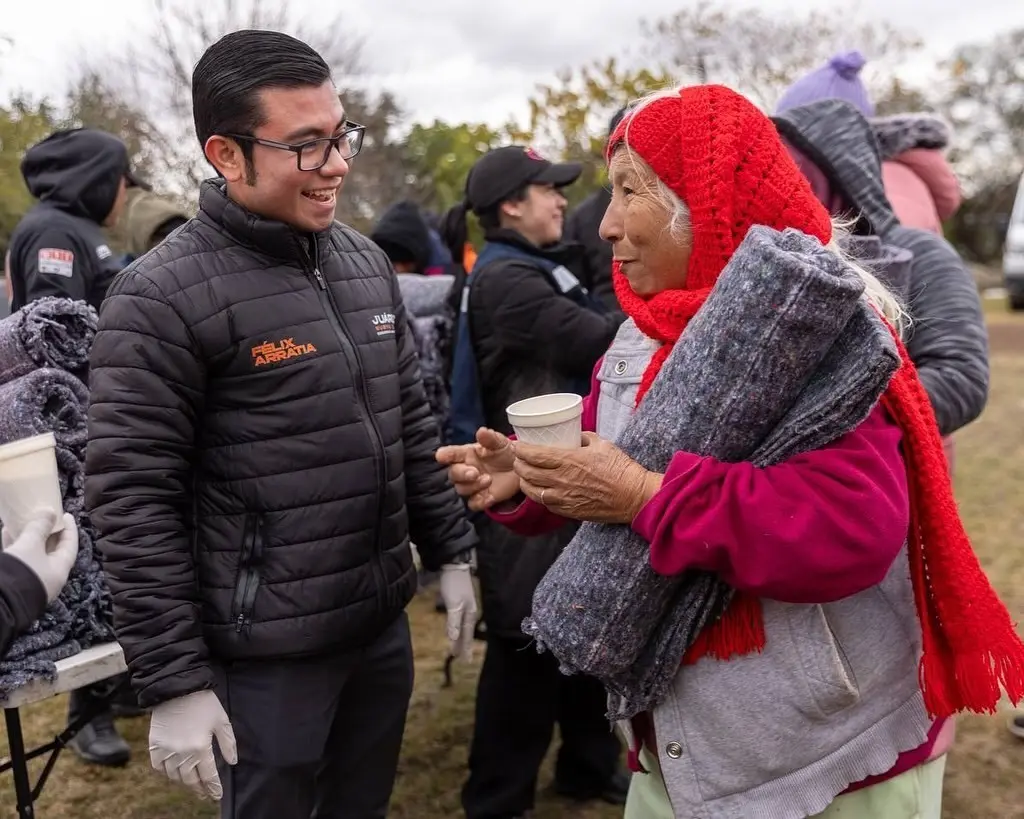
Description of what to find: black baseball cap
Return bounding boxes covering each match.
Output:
[466,146,582,213]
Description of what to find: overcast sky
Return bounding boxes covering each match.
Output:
[1,0,1022,128]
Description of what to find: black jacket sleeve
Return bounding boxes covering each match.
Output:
[388,271,477,571]
[16,228,89,304]
[475,260,620,379]
[84,269,214,708]
[0,553,47,658]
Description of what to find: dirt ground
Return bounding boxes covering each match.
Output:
[2,295,1023,819]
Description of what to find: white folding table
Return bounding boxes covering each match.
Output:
[0,642,127,818]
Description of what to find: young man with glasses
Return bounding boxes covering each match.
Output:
[83,30,478,819]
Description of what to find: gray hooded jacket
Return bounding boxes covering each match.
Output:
[773,100,988,436]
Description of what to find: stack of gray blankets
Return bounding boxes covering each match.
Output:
[0,297,115,698]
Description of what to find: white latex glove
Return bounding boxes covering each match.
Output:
[149,689,237,801]
[440,562,478,662]
[2,511,78,603]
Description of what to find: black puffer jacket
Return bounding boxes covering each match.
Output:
[85,180,476,707]
[467,228,620,639]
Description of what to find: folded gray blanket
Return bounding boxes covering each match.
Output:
[0,297,97,386]
[0,516,115,700]
[524,227,900,719]
[57,445,86,515]
[0,367,90,451]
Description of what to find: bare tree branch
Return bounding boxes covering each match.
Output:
[641,0,922,111]
[74,0,366,199]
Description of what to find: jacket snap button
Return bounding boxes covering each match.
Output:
[665,741,683,759]
[614,360,628,375]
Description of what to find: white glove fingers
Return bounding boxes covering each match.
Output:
[213,718,238,766]
[19,510,57,541]
[196,751,223,800]
[52,514,79,570]
[178,758,206,798]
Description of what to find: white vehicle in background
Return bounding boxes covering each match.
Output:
[1004,172,1024,311]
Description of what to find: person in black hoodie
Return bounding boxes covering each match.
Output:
[6,126,134,768]
[563,106,629,319]
[441,146,626,819]
[7,128,129,314]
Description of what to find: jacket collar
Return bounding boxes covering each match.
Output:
[197,179,333,265]
[483,227,583,267]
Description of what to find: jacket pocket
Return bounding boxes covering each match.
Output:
[231,513,265,635]
[787,603,860,718]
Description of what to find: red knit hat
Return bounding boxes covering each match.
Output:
[607,85,833,293]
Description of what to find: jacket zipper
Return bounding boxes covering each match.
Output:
[231,514,263,634]
[303,236,388,609]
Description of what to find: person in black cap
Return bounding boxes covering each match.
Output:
[564,106,630,318]
[440,147,626,819]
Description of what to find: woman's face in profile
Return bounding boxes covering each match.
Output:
[599,147,691,297]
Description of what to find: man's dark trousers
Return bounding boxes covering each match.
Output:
[214,612,414,819]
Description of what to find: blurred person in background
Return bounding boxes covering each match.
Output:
[441,146,626,819]
[563,105,631,320]
[775,52,967,472]
[105,173,192,265]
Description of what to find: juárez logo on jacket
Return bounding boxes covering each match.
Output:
[251,338,318,367]
[372,312,396,337]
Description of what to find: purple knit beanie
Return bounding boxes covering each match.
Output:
[774,51,874,117]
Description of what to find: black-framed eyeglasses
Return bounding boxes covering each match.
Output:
[227,122,366,171]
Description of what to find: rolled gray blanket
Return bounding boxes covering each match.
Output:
[57,445,85,515]
[64,521,116,647]
[0,296,97,386]
[0,641,82,698]
[0,367,89,451]
[524,227,900,718]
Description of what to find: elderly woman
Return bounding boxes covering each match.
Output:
[437,85,1024,819]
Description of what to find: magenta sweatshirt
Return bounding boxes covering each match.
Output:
[489,359,949,789]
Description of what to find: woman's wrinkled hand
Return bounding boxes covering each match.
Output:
[513,432,663,524]
[436,428,522,512]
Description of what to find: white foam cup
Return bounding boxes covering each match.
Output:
[0,432,65,541]
[506,393,584,449]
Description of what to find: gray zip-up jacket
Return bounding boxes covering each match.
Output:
[773,99,989,436]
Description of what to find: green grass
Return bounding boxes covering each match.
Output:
[3,305,1024,818]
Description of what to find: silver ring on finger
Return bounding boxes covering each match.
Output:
[540,489,547,506]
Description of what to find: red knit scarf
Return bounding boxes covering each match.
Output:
[614,266,1024,719]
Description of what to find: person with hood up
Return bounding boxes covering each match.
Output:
[6,128,130,314]
[563,106,631,318]
[775,51,963,235]
[871,113,962,235]
[438,83,1024,819]
[774,53,975,479]
[771,99,988,452]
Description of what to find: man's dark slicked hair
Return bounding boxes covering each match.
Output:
[192,29,332,153]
